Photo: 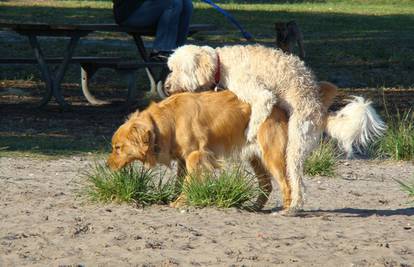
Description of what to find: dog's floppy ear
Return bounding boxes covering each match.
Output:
[168,45,198,73]
[178,53,197,73]
[195,46,217,83]
[166,45,217,92]
[128,123,153,153]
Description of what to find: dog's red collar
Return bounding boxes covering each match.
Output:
[214,53,221,89]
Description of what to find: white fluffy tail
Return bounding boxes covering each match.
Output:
[325,96,386,158]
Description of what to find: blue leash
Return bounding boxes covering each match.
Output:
[200,0,253,40]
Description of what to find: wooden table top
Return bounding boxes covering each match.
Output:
[0,22,216,36]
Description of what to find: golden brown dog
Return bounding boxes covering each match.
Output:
[107,81,384,212]
[107,90,291,210]
[107,82,339,212]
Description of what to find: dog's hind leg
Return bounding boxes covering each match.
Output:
[249,156,272,210]
[258,107,292,211]
[286,111,323,213]
[265,156,292,211]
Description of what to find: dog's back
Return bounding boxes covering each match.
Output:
[161,91,252,156]
[144,90,292,210]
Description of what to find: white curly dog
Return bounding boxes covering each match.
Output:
[164,44,384,213]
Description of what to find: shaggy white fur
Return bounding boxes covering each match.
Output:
[165,44,323,212]
[326,96,386,158]
[165,44,383,212]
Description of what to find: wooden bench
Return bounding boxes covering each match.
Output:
[0,56,165,105]
[0,23,217,109]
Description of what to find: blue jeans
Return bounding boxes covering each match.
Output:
[122,0,193,51]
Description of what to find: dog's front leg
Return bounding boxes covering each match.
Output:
[242,89,276,142]
[249,156,273,210]
[174,158,186,193]
[170,150,215,208]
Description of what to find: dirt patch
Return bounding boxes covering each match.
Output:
[0,157,413,266]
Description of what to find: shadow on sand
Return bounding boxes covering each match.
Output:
[289,207,414,218]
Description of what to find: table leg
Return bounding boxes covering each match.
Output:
[27,34,79,109]
[132,34,157,96]
[52,35,80,108]
[124,70,137,105]
[27,34,53,107]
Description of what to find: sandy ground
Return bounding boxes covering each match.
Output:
[0,156,413,266]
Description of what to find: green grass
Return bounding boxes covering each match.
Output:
[372,110,414,160]
[394,177,414,203]
[86,163,264,209]
[305,140,337,176]
[183,166,263,209]
[86,163,178,205]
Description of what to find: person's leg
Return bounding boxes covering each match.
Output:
[176,0,193,47]
[123,0,190,59]
[121,1,170,29]
[153,0,183,51]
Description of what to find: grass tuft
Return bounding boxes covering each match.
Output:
[305,140,337,176]
[86,163,177,205]
[183,166,263,209]
[394,177,414,203]
[372,110,414,161]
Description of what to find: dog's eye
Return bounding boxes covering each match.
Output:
[115,145,121,151]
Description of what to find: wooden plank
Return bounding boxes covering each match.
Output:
[117,61,165,70]
[0,57,123,64]
[0,22,154,34]
[62,24,156,34]
[0,22,217,36]
[75,23,217,35]
[0,22,50,31]
[67,23,216,34]
[0,57,166,70]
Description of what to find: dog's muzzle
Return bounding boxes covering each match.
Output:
[163,76,186,95]
[163,76,171,93]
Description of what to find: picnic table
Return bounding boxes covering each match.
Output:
[0,22,216,109]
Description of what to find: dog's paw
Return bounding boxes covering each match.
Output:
[276,208,299,217]
[277,204,306,217]
[169,195,187,209]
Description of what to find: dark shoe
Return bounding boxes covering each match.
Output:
[149,51,172,62]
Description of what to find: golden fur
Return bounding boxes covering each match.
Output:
[107,82,339,211]
[107,90,290,210]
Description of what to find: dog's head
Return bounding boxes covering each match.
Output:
[107,112,157,170]
[275,21,288,39]
[275,21,290,53]
[164,45,218,95]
